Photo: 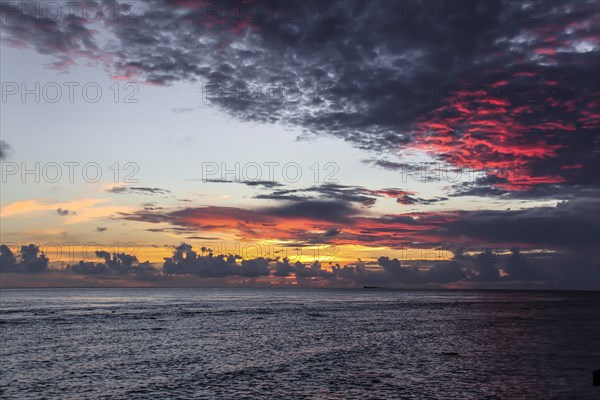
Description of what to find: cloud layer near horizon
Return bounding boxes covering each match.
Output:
[1,242,598,290]
[118,197,599,250]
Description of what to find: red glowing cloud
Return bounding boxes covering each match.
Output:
[408,75,598,191]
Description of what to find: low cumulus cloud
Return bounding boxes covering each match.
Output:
[66,250,157,278]
[162,243,269,277]
[2,241,597,290]
[0,244,49,273]
[159,242,597,289]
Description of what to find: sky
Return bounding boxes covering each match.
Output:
[0,0,598,289]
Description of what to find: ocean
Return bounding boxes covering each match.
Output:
[1,288,598,399]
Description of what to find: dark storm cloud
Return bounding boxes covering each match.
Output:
[108,186,171,195]
[450,173,600,200]
[1,0,598,197]
[441,199,600,247]
[453,183,600,200]
[260,200,355,223]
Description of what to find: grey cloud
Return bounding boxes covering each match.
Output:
[56,208,74,216]
[261,200,356,223]
[109,186,171,195]
[204,179,283,188]
[0,141,10,159]
[256,183,417,206]
[441,199,600,248]
[323,228,341,237]
[2,241,597,289]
